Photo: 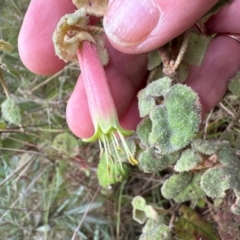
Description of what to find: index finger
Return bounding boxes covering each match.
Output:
[18,0,76,75]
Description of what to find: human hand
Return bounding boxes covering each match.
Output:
[18,0,240,139]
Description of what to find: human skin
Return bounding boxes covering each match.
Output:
[18,0,240,139]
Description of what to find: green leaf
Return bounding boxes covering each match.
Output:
[147,50,161,71]
[200,141,240,199]
[178,61,190,83]
[97,153,129,187]
[137,117,152,148]
[183,31,212,66]
[1,98,21,125]
[149,83,201,154]
[131,196,158,224]
[191,139,222,155]
[228,71,240,97]
[174,205,220,240]
[138,77,171,118]
[174,149,202,172]
[139,223,173,240]
[138,148,179,173]
[52,132,79,157]
[161,172,206,202]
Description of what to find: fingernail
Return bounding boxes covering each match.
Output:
[104,0,160,46]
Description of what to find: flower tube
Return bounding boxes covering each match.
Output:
[77,41,137,168]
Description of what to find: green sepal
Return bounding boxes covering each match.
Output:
[82,123,134,143]
[97,152,129,187]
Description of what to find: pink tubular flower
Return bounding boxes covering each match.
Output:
[77,41,137,166]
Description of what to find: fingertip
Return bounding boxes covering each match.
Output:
[66,75,95,139]
[104,0,217,54]
[119,96,141,131]
[18,0,76,75]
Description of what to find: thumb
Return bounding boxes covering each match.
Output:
[103,0,217,54]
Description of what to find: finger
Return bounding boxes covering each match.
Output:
[66,44,147,138]
[18,0,76,75]
[185,36,240,117]
[103,0,217,54]
[206,0,240,33]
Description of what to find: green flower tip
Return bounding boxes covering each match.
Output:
[83,123,138,167]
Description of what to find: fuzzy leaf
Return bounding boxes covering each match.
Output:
[228,71,240,97]
[148,66,164,82]
[138,77,171,117]
[174,149,202,172]
[149,83,201,154]
[183,31,212,66]
[161,172,192,200]
[178,61,190,83]
[147,50,161,70]
[195,140,240,214]
[191,139,222,155]
[137,117,152,148]
[1,98,21,125]
[139,224,173,240]
[142,216,165,233]
[52,132,79,157]
[97,153,129,187]
[174,173,206,202]
[72,0,108,17]
[161,172,205,202]
[145,77,172,97]
[138,88,156,118]
[132,196,158,224]
[200,164,228,198]
[174,205,220,240]
[138,148,179,173]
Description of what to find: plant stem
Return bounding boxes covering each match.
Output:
[0,69,10,98]
[172,31,189,71]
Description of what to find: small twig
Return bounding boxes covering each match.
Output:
[71,186,101,240]
[0,69,10,98]
[195,21,207,35]
[158,32,189,83]
[218,102,234,117]
[158,46,178,82]
[172,31,189,71]
[203,109,213,140]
